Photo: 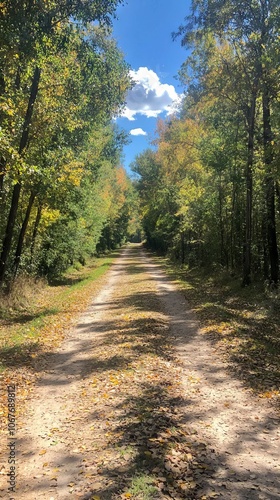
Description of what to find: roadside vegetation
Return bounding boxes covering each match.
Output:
[0,251,119,432]
[133,0,280,289]
[0,0,141,290]
[155,253,280,409]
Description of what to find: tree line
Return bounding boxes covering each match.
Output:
[0,0,138,287]
[133,0,280,286]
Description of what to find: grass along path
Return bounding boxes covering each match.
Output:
[0,251,119,437]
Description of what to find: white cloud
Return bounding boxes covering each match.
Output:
[122,67,182,121]
[130,128,147,136]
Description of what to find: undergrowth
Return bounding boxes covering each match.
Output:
[0,251,119,376]
[0,274,47,320]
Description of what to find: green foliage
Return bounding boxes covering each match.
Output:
[134,1,280,284]
[0,0,135,284]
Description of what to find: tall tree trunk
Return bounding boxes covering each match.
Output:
[13,191,36,276]
[0,183,22,283]
[0,157,5,204]
[230,184,236,270]
[18,66,41,155]
[276,181,280,216]
[218,177,225,266]
[181,231,185,264]
[262,82,279,285]
[0,67,21,205]
[230,121,241,271]
[0,66,41,283]
[262,214,269,281]
[30,202,42,265]
[242,92,257,286]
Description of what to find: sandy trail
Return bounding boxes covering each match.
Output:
[144,253,280,499]
[2,244,279,499]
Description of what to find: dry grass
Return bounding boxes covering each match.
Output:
[0,274,47,319]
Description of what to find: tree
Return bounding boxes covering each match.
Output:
[0,0,127,284]
[0,3,131,284]
[175,0,280,284]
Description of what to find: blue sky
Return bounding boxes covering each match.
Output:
[112,0,191,173]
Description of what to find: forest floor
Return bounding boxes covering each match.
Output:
[0,244,280,499]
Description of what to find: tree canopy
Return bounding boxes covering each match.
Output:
[0,0,139,285]
[134,0,280,286]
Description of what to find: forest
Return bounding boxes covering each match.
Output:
[1,0,280,290]
[133,0,280,287]
[1,3,280,497]
[0,0,137,287]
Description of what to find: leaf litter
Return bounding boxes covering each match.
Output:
[1,245,280,499]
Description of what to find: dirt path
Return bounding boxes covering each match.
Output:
[2,245,280,499]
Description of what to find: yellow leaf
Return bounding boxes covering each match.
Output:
[39,449,47,455]
[260,391,274,398]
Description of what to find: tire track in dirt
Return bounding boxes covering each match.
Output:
[140,248,280,499]
[2,244,279,500]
